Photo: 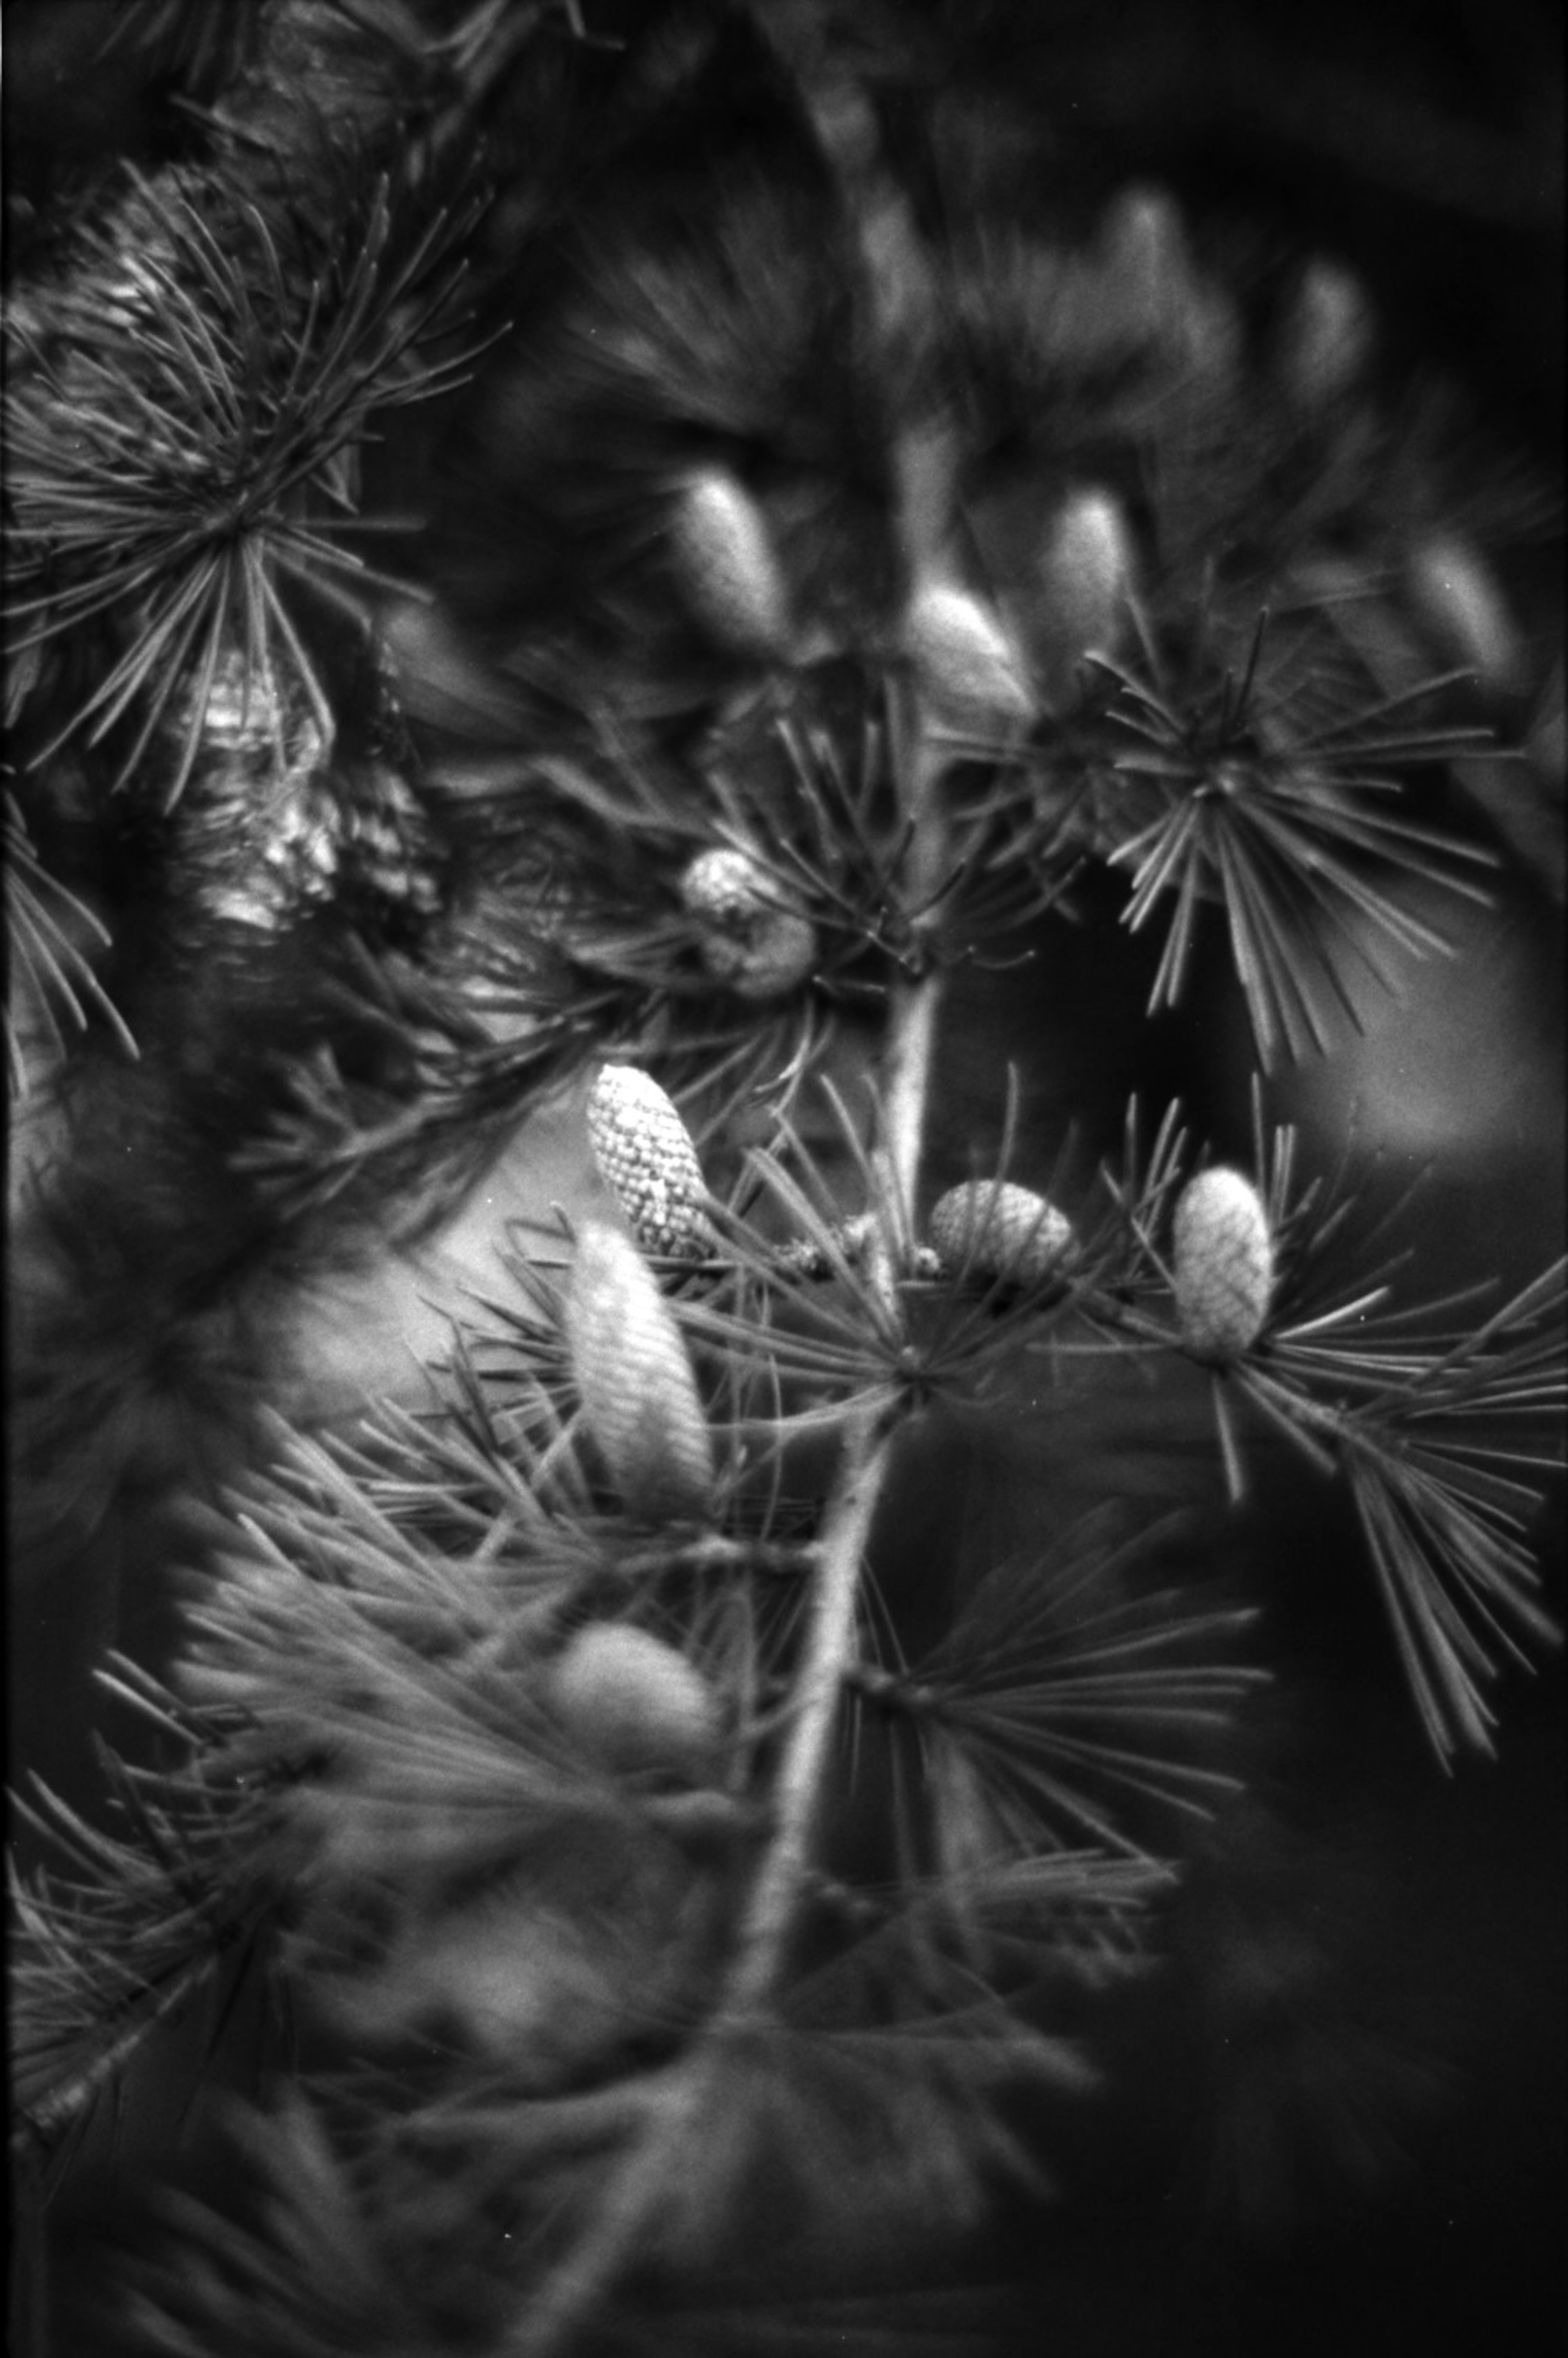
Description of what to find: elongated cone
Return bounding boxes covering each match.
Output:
[680,845,817,1000]
[929,1180,1076,1285]
[551,1622,721,1777]
[1034,488,1134,683]
[1406,536,1523,695]
[1278,259,1373,408]
[566,1220,715,1521]
[905,580,1035,727]
[1094,184,1237,374]
[1096,185,1188,339]
[671,468,792,656]
[1172,1169,1274,1362]
[586,1063,710,1259]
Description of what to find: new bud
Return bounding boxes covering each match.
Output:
[586,1063,710,1260]
[566,1221,715,1521]
[1172,1169,1274,1362]
[680,846,818,1000]
[929,1180,1076,1285]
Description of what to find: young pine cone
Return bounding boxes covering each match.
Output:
[586,1063,710,1259]
[928,1179,1076,1285]
[904,581,1036,729]
[1171,1169,1275,1362]
[566,1219,715,1522]
[679,844,818,1000]
[550,1622,722,1779]
[670,469,793,657]
[1030,486,1136,696]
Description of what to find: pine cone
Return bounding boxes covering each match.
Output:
[670,469,792,656]
[679,845,818,1000]
[904,581,1035,727]
[586,1063,710,1259]
[1034,489,1134,669]
[928,1179,1076,1284]
[565,1219,715,1521]
[550,1622,721,1778]
[1276,258,1373,408]
[1171,1168,1274,1362]
[1406,535,1523,695]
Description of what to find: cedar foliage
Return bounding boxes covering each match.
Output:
[5,4,1564,2354]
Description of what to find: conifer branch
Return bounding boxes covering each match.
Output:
[5,10,1561,2352]
[513,684,956,2355]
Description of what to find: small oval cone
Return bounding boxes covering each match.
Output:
[1278,259,1373,408]
[681,847,818,1000]
[1407,536,1523,695]
[1032,488,1135,699]
[1172,1169,1274,1362]
[567,1220,715,1520]
[906,579,1035,728]
[551,1622,721,1776]
[929,1179,1076,1284]
[587,1064,710,1260]
[672,469,791,656]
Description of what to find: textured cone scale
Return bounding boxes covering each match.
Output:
[1172,1168,1274,1362]
[929,1180,1076,1284]
[1035,489,1134,670]
[679,846,818,1000]
[905,581,1035,726]
[586,1063,710,1259]
[196,645,327,769]
[566,1221,715,1521]
[670,469,792,656]
[550,1623,721,1777]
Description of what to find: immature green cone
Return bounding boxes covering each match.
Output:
[550,1622,721,1777]
[1172,1168,1274,1362]
[566,1219,715,1521]
[1094,184,1237,374]
[586,1063,710,1259]
[671,468,791,655]
[1095,184,1188,341]
[1034,488,1134,684]
[680,845,818,1000]
[1406,535,1523,695]
[929,1179,1076,1285]
[905,580,1035,727]
[1277,258,1373,408]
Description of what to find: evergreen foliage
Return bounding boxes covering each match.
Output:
[5,4,1563,2354]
